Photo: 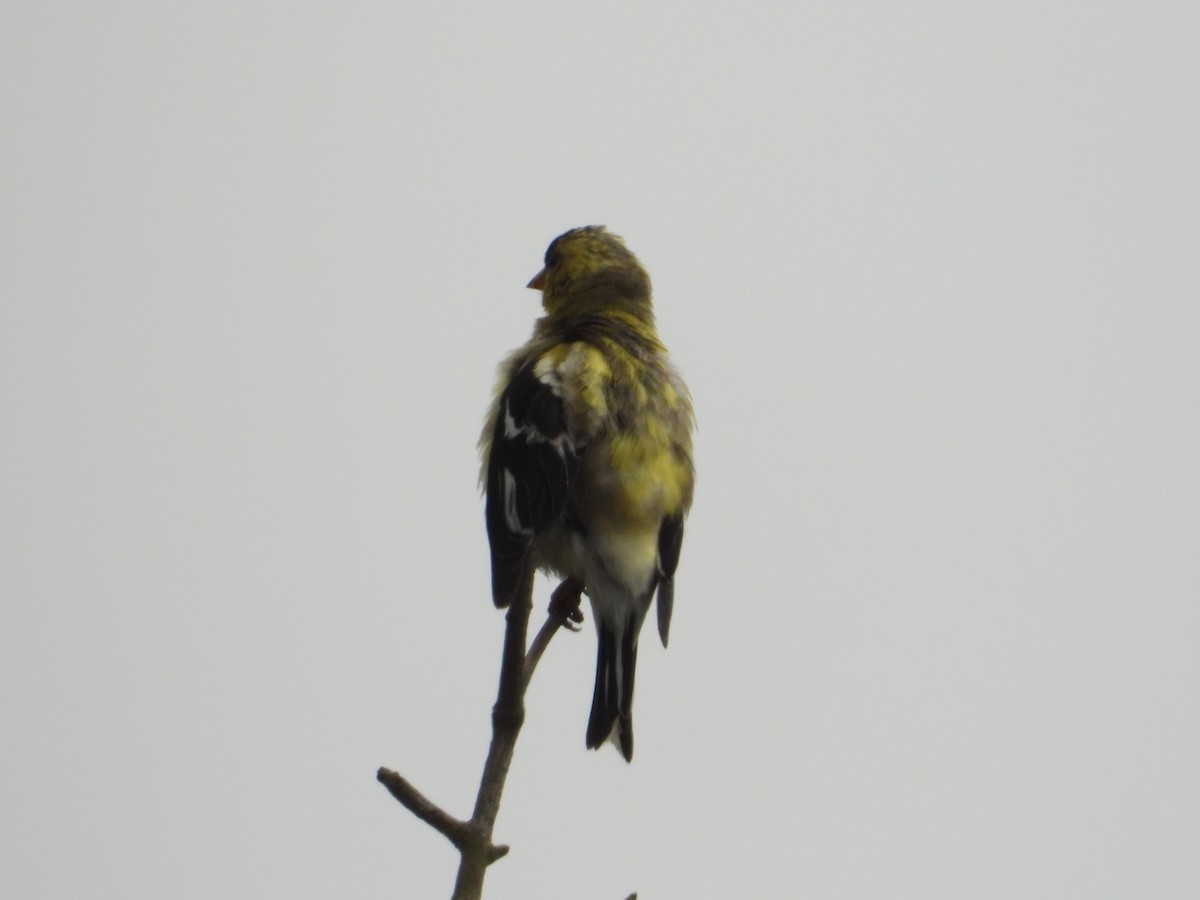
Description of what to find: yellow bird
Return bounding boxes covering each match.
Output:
[480,226,695,761]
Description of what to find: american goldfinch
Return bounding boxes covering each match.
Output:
[480,226,695,762]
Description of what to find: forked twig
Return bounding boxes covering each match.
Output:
[378,576,582,899]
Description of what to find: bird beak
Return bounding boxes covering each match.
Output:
[526,269,546,291]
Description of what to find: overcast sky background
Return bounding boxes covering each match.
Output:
[3,2,1198,897]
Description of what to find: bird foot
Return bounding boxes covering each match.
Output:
[549,577,585,632]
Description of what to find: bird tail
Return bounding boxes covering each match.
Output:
[586,612,640,762]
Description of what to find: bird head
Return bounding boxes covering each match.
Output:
[527,226,653,322]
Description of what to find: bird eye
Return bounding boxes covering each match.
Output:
[545,244,563,268]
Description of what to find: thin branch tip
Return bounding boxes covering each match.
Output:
[376,765,469,848]
[522,578,586,687]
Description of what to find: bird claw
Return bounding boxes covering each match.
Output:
[549,577,585,631]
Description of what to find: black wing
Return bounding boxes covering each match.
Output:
[654,514,685,646]
[485,363,579,608]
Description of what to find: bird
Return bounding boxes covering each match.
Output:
[480,225,695,762]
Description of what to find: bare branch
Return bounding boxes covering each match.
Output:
[451,591,532,899]
[379,574,580,899]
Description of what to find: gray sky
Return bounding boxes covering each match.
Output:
[3,2,1198,897]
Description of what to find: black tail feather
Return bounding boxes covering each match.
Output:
[586,614,639,762]
[586,626,617,752]
[617,619,637,761]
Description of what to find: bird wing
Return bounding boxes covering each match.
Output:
[485,360,580,608]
